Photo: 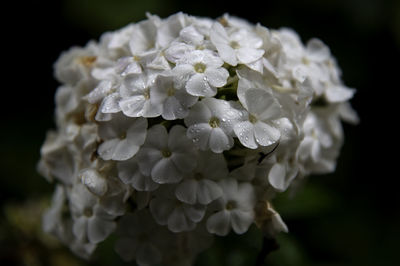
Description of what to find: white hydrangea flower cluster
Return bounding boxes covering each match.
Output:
[39,12,358,265]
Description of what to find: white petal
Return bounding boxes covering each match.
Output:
[174,88,198,108]
[114,139,140,161]
[81,169,107,196]
[97,138,120,160]
[136,147,163,176]
[162,96,187,120]
[268,163,287,191]
[132,173,159,192]
[119,96,146,117]
[151,158,182,184]
[186,123,212,151]
[306,38,330,62]
[219,178,238,200]
[254,122,280,147]
[167,207,194,232]
[325,85,355,103]
[180,25,204,45]
[244,89,280,120]
[118,160,159,191]
[205,67,229,87]
[175,179,198,204]
[183,204,206,223]
[210,22,229,46]
[88,217,116,244]
[197,179,223,205]
[206,210,231,236]
[85,80,113,104]
[237,47,264,64]
[184,101,212,126]
[234,121,257,149]
[99,93,121,114]
[246,59,264,73]
[209,128,233,153]
[168,124,192,152]
[126,117,147,147]
[145,124,169,149]
[165,42,193,63]
[72,217,87,241]
[142,100,163,118]
[216,43,237,66]
[186,73,216,97]
[236,183,256,211]
[230,210,253,234]
[172,64,194,77]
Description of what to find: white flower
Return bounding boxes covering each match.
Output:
[150,186,206,232]
[40,12,358,265]
[117,157,159,191]
[172,50,229,97]
[43,185,66,234]
[54,44,98,85]
[164,24,213,63]
[184,98,242,153]
[261,142,299,192]
[136,124,197,184]
[69,182,117,244]
[97,114,147,161]
[38,131,76,184]
[210,22,264,66]
[175,151,226,205]
[119,73,163,117]
[234,87,282,149]
[150,74,198,120]
[129,19,158,56]
[206,178,256,236]
[297,112,333,163]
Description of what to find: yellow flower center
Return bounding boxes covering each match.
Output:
[194,63,206,73]
[209,117,220,128]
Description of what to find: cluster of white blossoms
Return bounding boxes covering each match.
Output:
[39,12,358,265]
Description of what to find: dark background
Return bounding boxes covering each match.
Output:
[1,0,399,265]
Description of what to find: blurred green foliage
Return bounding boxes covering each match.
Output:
[2,0,399,265]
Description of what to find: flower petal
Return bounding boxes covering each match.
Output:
[183,204,206,223]
[186,123,212,151]
[151,158,182,184]
[237,47,264,64]
[167,207,194,232]
[233,121,257,149]
[175,179,198,204]
[186,74,216,97]
[209,127,233,153]
[88,217,116,244]
[119,96,146,117]
[254,122,280,147]
[268,163,287,191]
[230,210,253,234]
[206,210,231,236]
[205,67,229,87]
[197,179,223,205]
